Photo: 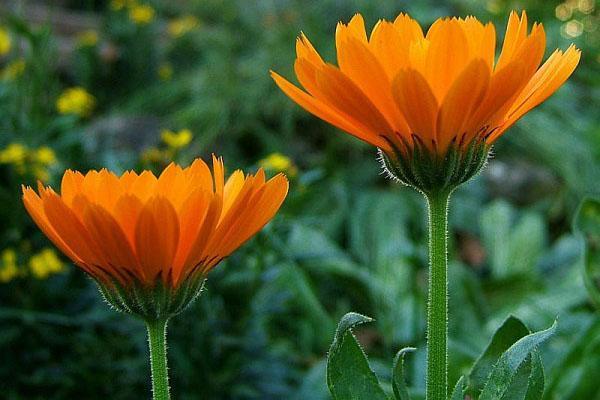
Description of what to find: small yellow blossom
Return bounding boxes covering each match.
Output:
[29,248,65,279]
[161,129,193,149]
[1,58,25,80]
[259,153,298,177]
[0,27,11,56]
[129,4,155,25]
[0,248,20,283]
[158,63,173,81]
[0,143,27,165]
[168,15,201,38]
[141,146,168,163]
[110,0,138,10]
[34,146,57,165]
[56,87,96,117]
[76,30,99,47]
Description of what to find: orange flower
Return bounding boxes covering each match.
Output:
[22,156,288,290]
[271,11,580,155]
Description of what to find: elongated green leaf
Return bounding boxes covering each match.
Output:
[326,312,388,400]
[468,316,530,394]
[392,347,416,400]
[523,352,545,400]
[450,376,465,400]
[479,321,557,400]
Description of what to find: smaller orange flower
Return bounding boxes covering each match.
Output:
[22,156,288,317]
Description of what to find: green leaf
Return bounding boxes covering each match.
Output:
[478,320,557,400]
[468,315,530,394]
[449,376,465,400]
[392,347,416,400]
[326,312,388,400]
[523,352,545,400]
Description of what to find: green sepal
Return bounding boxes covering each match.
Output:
[478,320,557,400]
[326,312,388,400]
[96,275,206,320]
[392,347,416,400]
[450,376,466,400]
[379,136,489,195]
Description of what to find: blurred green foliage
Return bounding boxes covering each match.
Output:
[0,0,598,399]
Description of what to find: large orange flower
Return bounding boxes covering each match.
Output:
[22,156,288,290]
[271,11,580,155]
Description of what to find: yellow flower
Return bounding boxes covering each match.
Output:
[141,146,168,163]
[161,129,193,149]
[0,143,27,165]
[34,146,57,165]
[158,63,174,81]
[129,4,155,25]
[56,87,96,117]
[259,153,298,177]
[168,15,201,38]
[0,27,11,56]
[76,30,99,47]
[1,58,25,80]
[0,248,20,283]
[29,248,65,280]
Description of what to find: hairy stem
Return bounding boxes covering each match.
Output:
[146,318,171,400]
[425,191,450,400]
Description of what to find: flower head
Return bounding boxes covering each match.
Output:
[271,11,580,192]
[129,4,155,25]
[259,153,298,177]
[56,87,96,117]
[29,248,65,279]
[168,15,201,38]
[0,27,11,56]
[161,128,193,149]
[22,156,288,318]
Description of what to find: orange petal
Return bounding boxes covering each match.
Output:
[336,35,409,135]
[315,64,395,137]
[392,69,439,149]
[496,10,529,70]
[437,60,491,151]
[134,197,180,283]
[425,18,470,100]
[492,45,580,141]
[271,70,389,149]
[83,202,144,282]
[171,189,212,283]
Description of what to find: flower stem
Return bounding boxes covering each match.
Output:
[425,191,450,400]
[146,318,171,400]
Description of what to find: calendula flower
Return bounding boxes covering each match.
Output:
[0,27,11,56]
[29,248,65,279]
[129,4,155,25]
[1,58,25,80]
[271,11,580,193]
[168,15,200,38]
[22,156,288,317]
[56,87,96,117]
[259,153,298,177]
[76,30,99,47]
[161,128,193,149]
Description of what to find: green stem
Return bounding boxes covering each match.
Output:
[425,191,450,400]
[146,318,171,400]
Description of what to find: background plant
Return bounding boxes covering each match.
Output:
[0,0,598,399]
